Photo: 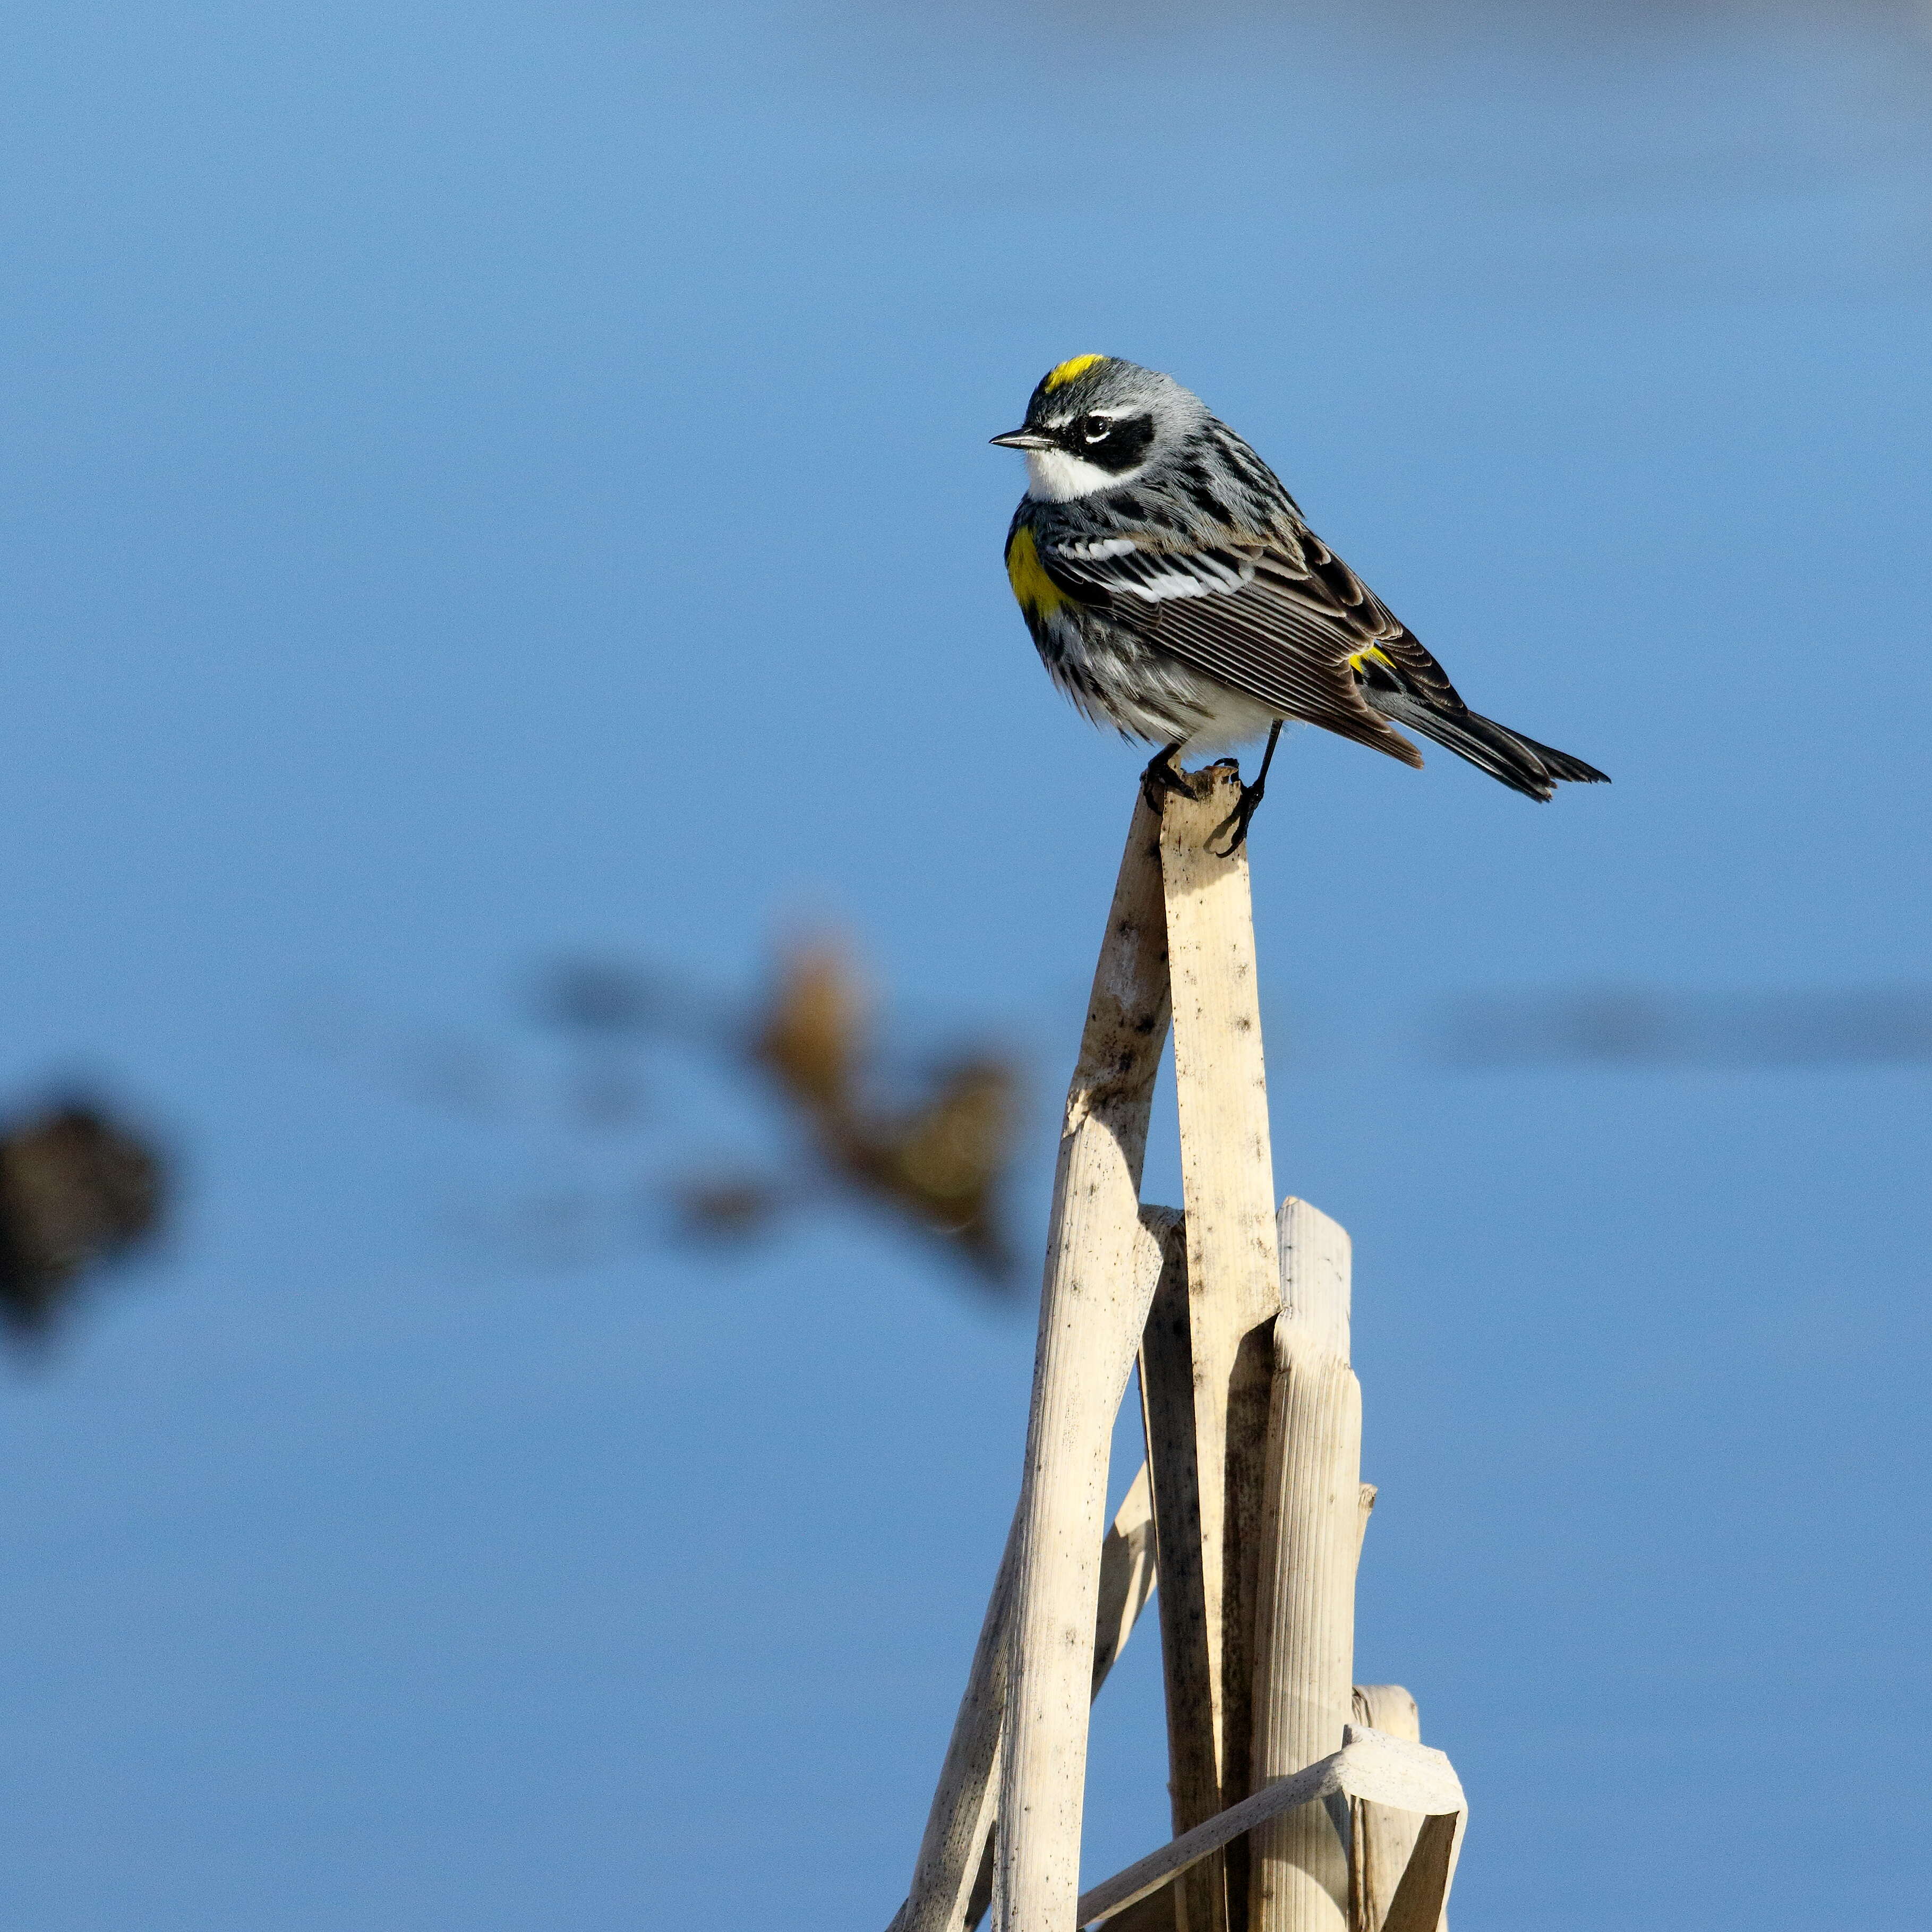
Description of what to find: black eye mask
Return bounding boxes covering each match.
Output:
[1065,412,1156,474]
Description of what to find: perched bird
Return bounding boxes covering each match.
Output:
[994,355,1608,850]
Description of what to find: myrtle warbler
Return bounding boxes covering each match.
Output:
[994,355,1608,850]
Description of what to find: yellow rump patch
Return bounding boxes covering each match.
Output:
[1006,527,1066,618]
[1042,353,1108,391]
[1347,646,1395,674]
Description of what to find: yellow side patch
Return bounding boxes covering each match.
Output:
[1006,527,1066,618]
[1042,353,1107,391]
[1348,646,1395,674]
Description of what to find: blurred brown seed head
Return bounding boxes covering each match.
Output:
[510,936,1028,1289]
[860,1058,1018,1277]
[0,1105,166,1332]
[753,941,864,1117]
[749,940,1021,1280]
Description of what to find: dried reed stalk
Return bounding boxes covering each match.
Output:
[1152,765,1284,1932]
[994,796,1174,1932]
[1250,1200,1361,1932]
[896,1228,1175,1932]
[891,1504,1021,1932]
[1348,1687,1431,1932]
[897,772,1471,1932]
[1092,1461,1160,1692]
[953,1454,1168,1932]
[1077,1726,1463,1931]
[1137,1225,1225,1932]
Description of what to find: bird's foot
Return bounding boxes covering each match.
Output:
[1208,775,1267,857]
[1140,748,1200,814]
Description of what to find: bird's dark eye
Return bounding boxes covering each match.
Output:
[1079,415,1111,443]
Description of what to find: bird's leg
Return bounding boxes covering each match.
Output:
[1139,743,1196,812]
[1209,720,1283,857]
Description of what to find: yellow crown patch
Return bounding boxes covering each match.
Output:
[1042,353,1108,391]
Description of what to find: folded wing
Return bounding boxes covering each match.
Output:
[1037,523,1433,767]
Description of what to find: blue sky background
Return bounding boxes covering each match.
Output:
[2,2,1929,1926]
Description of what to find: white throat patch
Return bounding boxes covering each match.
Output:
[1024,446,1148,502]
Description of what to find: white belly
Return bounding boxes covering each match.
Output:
[1174,685,1283,758]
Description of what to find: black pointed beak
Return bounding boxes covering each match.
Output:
[990,428,1056,451]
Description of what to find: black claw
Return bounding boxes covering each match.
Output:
[1139,746,1196,813]
[1208,781,1266,857]
[1206,721,1283,856]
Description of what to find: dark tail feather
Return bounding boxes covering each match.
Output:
[1361,680,1609,801]
[1503,730,1610,788]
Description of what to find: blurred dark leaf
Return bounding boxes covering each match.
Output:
[670,1174,787,1243]
[532,959,670,1036]
[1435,985,1932,1068]
[0,1103,167,1335]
